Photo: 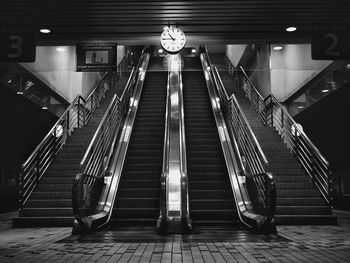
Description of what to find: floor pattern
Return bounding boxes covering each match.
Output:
[0,210,349,262]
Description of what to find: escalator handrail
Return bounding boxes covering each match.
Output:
[201,45,276,232]
[72,49,150,232]
[232,61,332,205]
[80,67,135,168]
[158,55,191,233]
[19,70,116,209]
[213,66,269,167]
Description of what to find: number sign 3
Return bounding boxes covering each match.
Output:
[0,29,36,62]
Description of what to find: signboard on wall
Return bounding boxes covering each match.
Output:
[312,24,350,60]
[0,28,36,62]
[76,43,117,72]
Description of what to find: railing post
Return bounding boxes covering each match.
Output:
[35,150,41,186]
[77,97,80,127]
[66,110,70,134]
[18,169,24,210]
[328,171,333,205]
[281,109,284,133]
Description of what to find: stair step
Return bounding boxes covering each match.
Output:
[115,198,159,208]
[21,208,73,217]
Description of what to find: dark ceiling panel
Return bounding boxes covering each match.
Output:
[1,0,350,44]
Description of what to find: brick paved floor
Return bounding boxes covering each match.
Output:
[0,211,350,263]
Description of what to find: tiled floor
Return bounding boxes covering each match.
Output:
[0,211,350,263]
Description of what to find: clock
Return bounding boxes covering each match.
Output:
[160,27,186,54]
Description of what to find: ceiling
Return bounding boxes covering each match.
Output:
[1,0,350,45]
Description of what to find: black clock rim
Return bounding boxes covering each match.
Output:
[162,46,186,55]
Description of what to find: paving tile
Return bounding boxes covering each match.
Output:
[1,210,350,262]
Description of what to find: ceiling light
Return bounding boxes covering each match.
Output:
[191,48,196,53]
[42,106,48,110]
[40,28,51,34]
[158,48,163,54]
[17,91,23,95]
[56,47,66,52]
[273,46,283,51]
[297,105,304,109]
[286,26,297,32]
[321,89,330,93]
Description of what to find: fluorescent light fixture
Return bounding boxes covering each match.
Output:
[321,89,330,93]
[40,28,51,34]
[158,48,163,53]
[273,46,283,51]
[56,47,66,52]
[191,48,196,53]
[286,26,297,32]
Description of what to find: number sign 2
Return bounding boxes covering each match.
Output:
[0,29,36,62]
[312,24,350,60]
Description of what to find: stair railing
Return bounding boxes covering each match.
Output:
[201,46,276,232]
[18,71,115,210]
[264,94,333,205]
[72,49,150,233]
[157,54,192,234]
[226,57,333,205]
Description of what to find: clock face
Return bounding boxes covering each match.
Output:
[160,27,186,54]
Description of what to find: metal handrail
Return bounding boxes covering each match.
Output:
[214,67,269,168]
[72,49,150,233]
[19,57,128,209]
[202,46,276,232]
[80,68,135,168]
[226,56,333,205]
[158,55,191,234]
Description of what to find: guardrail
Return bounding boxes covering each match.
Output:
[225,56,333,205]
[72,48,150,233]
[18,56,130,209]
[201,46,276,233]
[157,54,191,234]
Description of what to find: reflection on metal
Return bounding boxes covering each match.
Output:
[72,50,150,233]
[200,46,276,233]
[291,123,303,136]
[158,54,192,234]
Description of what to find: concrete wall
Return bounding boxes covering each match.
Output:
[270,44,332,101]
[226,45,247,67]
[249,45,271,98]
[21,45,126,103]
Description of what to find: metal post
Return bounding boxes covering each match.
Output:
[281,109,284,134]
[77,97,80,127]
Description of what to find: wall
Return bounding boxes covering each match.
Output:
[249,45,271,98]
[270,44,332,101]
[295,84,350,208]
[21,45,126,103]
[226,45,247,67]
[0,85,58,211]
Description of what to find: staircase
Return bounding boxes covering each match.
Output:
[219,70,337,225]
[183,61,239,229]
[111,70,167,228]
[13,75,128,227]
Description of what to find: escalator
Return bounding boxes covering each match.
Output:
[111,67,167,228]
[183,59,239,229]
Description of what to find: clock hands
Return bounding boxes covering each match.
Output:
[168,33,175,41]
